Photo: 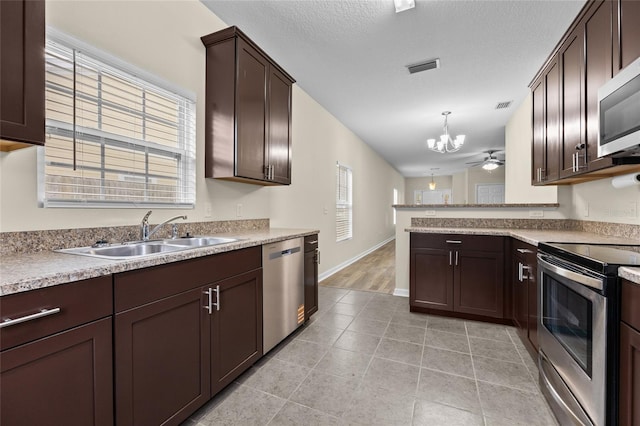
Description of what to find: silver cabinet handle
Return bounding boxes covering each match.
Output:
[204,288,213,314]
[449,250,452,266]
[1,307,61,328]
[455,251,459,266]
[307,240,318,245]
[446,240,462,244]
[516,248,533,254]
[213,285,221,311]
[316,249,320,265]
[518,262,523,282]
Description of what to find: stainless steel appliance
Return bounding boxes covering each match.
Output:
[598,56,640,158]
[538,242,640,426]
[262,238,304,353]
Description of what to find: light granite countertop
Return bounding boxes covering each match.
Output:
[406,227,640,285]
[1,228,319,296]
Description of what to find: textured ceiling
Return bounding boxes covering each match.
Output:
[201,0,587,177]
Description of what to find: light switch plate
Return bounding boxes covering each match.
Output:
[425,210,436,216]
[529,210,544,217]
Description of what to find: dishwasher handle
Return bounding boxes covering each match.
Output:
[268,246,301,260]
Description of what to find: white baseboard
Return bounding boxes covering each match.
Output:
[318,236,395,282]
[392,288,409,298]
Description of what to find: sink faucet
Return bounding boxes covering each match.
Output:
[140,210,187,241]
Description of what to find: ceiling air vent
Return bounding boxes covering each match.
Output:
[495,101,512,109]
[407,58,440,74]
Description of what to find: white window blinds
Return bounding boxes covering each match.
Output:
[40,37,196,208]
[336,162,353,242]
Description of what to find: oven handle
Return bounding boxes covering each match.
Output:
[537,254,603,291]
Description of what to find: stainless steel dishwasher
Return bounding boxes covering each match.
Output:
[262,237,305,353]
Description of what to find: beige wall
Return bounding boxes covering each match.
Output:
[405,176,452,202]
[0,1,405,278]
[568,178,639,224]
[504,93,558,204]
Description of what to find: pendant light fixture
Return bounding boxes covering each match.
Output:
[427,111,466,153]
[429,173,436,190]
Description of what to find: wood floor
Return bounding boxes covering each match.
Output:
[320,240,395,294]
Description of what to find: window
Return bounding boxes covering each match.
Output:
[39,33,196,208]
[336,162,352,242]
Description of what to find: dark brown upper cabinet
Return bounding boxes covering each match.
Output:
[0,0,45,151]
[614,0,640,73]
[530,0,640,185]
[201,27,295,186]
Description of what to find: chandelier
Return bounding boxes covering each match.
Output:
[427,111,466,153]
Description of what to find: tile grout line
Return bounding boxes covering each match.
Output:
[465,321,487,424]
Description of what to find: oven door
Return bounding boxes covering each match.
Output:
[538,253,606,426]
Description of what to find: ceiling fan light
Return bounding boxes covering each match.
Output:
[394,0,415,13]
[427,138,436,149]
[482,162,499,171]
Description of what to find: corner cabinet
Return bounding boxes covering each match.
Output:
[0,0,45,151]
[201,26,295,186]
[410,233,506,320]
[0,276,114,426]
[114,247,262,426]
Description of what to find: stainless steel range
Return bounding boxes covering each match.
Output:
[537,242,640,426]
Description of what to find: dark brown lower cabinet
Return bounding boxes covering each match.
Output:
[410,233,505,320]
[115,288,210,426]
[511,240,538,357]
[0,276,113,426]
[620,279,640,426]
[304,235,319,321]
[114,247,263,426]
[1,318,113,426]
[211,269,263,395]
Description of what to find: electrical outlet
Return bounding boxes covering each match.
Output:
[529,210,544,217]
[204,203,212,218]
[236,203,243,218]
[425,210,436,216]
[323,206,328,215]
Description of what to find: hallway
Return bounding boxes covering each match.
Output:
[320,240,395,294]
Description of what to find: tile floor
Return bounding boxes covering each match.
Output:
[185,287,558,426]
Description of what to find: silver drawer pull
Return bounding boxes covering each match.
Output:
[446,240,462,244]
[306,240,318,245]
[1,307,61,328]
[516,248,533,254]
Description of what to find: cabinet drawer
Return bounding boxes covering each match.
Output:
[622,279,640,331]
[0,275,112,351]
[411,233,504,252]
[304,235,318,253]
[115,246,261,312]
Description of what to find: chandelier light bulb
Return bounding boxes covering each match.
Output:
[427,139,436,149]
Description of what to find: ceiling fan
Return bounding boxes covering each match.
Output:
[466,150,505,171]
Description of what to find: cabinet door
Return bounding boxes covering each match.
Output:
[1,318,113,426]
[0,0,45,147]
[526,260,538,350]
[267,66,292,185]
[616,0,640,72]
[559,29,584,179]
[454,249,504,318]
[532,77,546,185]
[512,254,528,333]
[545,59,561,183]
[619,322,640,426]
[410,247,454,312]
[211,269,263,395]
[584,0,614,172]
[236,38,268,181]
[115,288,210,426]
[304,248,319,321]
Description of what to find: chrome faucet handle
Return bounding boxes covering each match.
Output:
[141,210,153,240]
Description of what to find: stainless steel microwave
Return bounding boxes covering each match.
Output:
[598,56,640,158]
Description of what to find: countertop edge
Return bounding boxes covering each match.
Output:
[1,228,320,296]
[394,203,559,209]
[620,267,640,286]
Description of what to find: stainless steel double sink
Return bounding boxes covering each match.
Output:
[58,236,240,260]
